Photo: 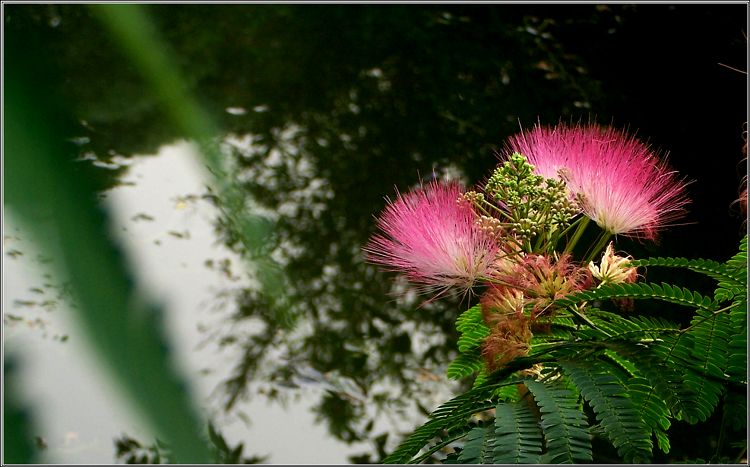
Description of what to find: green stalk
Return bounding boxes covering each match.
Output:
[563,216,590,255]
[532,204,556,253]
[473,196,513,224]
[583,231,613,264]
[555,214,583,242]
[532,229,546,253]
[568,305,610,336]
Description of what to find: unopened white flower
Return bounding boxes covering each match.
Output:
[588,242,638,284]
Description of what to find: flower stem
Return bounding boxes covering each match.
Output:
[563,216,590,255]
[584,231,613,264]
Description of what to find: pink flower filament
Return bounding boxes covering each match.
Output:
[507,123,690,240]
[364,180,499,295]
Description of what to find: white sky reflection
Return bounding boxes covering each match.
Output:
[3,141,365,464]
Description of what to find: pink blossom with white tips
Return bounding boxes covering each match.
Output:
[363,180,499,296]
[506,123,690,240]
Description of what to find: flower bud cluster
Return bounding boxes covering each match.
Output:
[475,215,504,238]
[484,153,578,241]
[508,216,539,242]
[541,178,579,228]
[485,153,544,208]
[459,190,485,204]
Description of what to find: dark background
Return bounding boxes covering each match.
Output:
[4,3,747,463]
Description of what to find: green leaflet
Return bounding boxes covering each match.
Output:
[676,307,729,423]
[723,236,748,384]
[603,340,691,419]
[472,366,490,389]
[494,383,521,402]
[530,315,575,346]
[723,235,748,280]
[689,307,731,379]
[493,400,543,463]
[456,305,491,353]
[602,349,640,377]
[447,350,485,381]
[560,361,653,463]
[523,379,593,463]
[458,425,496,464]
[584,308,681,341]
[554,282,714,311]
[627,377,672,454]
[629,256,744,289]
[381,383,501,463]
[446,305,491,383]
[647,332,720,423]
[629,240,746,304]
[726,297,748,383]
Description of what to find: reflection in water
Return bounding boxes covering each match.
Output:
[4,3,746,463]
[5,143,374,463]
[4,217,157,464]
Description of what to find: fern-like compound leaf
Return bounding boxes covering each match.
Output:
[493,400,543,464]
[447,350,485,381]
[723,235,747,383]
[585,309,680,341]
[457,425,495,464]
[726,296,747,384]
[381,383,499,463]
[647,328,725,425]
[629,256,744,289]
[560,360,653,463]
[678,307,730,423]
[723,235,747,281]
[456,305,490,353]
[472,366,489,389]
[604,340,691,418]
[627,377,672,454]
[690,307,731,379]
[523,379,593,463]
[554,282,714,311]
[647,332,715,423]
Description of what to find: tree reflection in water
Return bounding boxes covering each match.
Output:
[5,3,745,462]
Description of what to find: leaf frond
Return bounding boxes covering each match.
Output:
[560,360,653,463]
[554,282,714,311]
[523,379,593,463]
[447,350,485,381]
[456,305,491,353]
[381,382,506,463]
[493,400,544,463]
[457,425,495,464]
[629,256,744,288]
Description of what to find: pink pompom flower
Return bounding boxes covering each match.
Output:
[506,123,690,240]
[363,180,500,296]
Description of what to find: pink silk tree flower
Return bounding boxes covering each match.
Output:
[499,253,593,318]
[363,180,500,296]
[506,123,690,240]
